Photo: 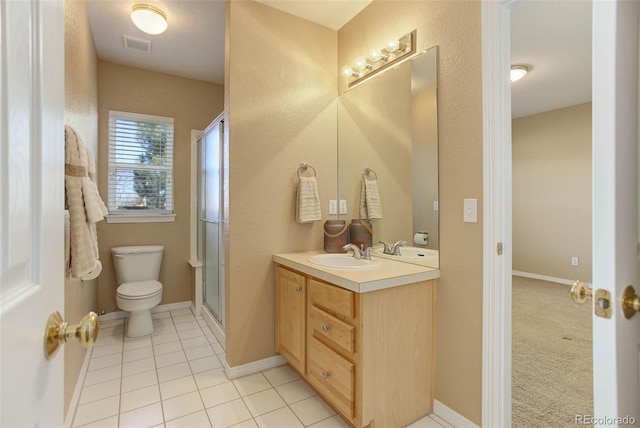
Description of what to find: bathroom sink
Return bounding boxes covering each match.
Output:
[308,254,381,269]
[374,246,438,259]
[372,246,439,268]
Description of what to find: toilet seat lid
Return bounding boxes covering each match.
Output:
[117,280,162,298]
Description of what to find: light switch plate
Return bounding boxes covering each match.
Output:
[339,200,347,214]
[463,199,477,223]
[329,200,337,215]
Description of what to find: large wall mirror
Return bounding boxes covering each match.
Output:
[337,46,439,268]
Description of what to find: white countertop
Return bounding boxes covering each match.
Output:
[273,250,440,293]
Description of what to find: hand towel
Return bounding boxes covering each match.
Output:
[359,177,383,219]
[65,125,109,278]
[296,176,322,223]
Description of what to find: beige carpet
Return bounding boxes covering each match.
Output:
[512,276,593,428]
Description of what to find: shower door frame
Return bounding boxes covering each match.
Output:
[191,113,225,337]
[201,114,225,328]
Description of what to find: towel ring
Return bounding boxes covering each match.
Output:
[298,162,317,178]
[363,168,378,180]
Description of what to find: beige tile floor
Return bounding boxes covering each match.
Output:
[71,309,448,428]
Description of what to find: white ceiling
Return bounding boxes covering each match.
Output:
[87,0,226,84]
[85,0,592,117]
[511,1,592,118]
[254,0,372,31]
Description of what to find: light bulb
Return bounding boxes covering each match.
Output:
[341,66,356,78]
[354,57,367,70]
[368,50,382,62]
[385,39,400,53]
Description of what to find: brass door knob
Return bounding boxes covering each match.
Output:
[571,280,592,304]
[571,280,612,319]
[622,285,640,319]
[44,311,99,360]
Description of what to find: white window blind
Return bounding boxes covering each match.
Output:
[108,110,174,217]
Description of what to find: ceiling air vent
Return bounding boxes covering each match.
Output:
[122,35,152,54]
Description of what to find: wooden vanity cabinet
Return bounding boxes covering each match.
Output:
[275,266,306,374]
[275,265,434,428]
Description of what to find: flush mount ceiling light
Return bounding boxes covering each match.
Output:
[131,4,168,35]
[341,30,417,87]
[510,65,530,82]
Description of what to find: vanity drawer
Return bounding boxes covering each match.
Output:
[309,279,355,320]
[309,306,355,355]
[308,337,355,419]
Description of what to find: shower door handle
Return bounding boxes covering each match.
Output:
[200,218,222,224]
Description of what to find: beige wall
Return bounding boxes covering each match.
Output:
[513,103,592,282]
[64,0,99,414]
[96,62,223,312]
[225,1,338,365]
[339,1,484,424]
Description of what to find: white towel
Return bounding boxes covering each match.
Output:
[65,125,109,278]
[359,177,383,219]
[296,176,322,223]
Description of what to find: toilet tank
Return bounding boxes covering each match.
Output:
[111,245,164,284]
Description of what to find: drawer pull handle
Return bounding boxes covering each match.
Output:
[322,371,330,379]
[295,286,302,292]
[322,324,330,332]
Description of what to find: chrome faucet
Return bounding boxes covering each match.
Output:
[343,243,374,260]
[343,243,363,259]
[379,240,407,255]
[392,240,407,255]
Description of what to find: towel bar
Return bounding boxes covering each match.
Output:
[363,168,378,180]
[297,162,317,177]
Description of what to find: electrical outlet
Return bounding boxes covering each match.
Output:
[339,200,347,215]
[433,201,439,211]
[572,257,579,266]
[329,200,337,215]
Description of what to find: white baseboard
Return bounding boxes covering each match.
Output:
[222,354,287,380]
[64,346,93,428]
[512,271,591,287]
[433,400,480,428]
[153,301,192,313]
[98,301,192,322]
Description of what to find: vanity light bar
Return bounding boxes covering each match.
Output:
[341,30,417,87]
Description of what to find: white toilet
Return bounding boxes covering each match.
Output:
[111,245,164,337]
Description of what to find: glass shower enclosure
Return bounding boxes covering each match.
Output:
[198,116,224,328]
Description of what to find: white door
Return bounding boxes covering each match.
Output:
[0,0,66,426]
[592,0,640,423]
[482,0,640,426]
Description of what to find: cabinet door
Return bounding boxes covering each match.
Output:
[275,266,306,373]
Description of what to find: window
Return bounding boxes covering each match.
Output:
[107,110,175,223]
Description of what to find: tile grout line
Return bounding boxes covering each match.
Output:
[81,312,349,428]
[151,317,168,428]
[171,310,212,427]
[117,319,125,427]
